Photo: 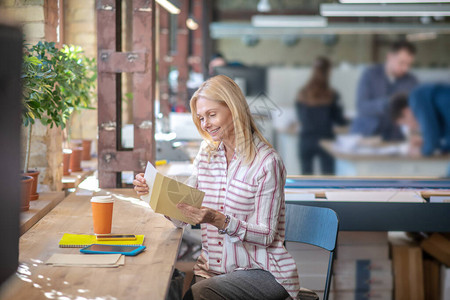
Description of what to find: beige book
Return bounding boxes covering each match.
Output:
[141,162,204,225]
[45,253,124,267]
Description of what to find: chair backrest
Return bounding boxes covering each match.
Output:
[285,203,339,251]
[285,204,339,300]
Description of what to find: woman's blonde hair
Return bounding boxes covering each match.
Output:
[190,75,271,164]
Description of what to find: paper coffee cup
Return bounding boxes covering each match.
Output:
[91,195,114,235]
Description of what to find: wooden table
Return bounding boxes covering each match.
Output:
[320,140,450,177]
[285,177,450,232]
[20,191,66,235]
[0,188,183,300]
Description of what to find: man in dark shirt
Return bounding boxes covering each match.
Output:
[351,40,418,141]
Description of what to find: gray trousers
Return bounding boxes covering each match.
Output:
[183,269,290,300]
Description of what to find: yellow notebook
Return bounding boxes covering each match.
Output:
[58,234,145,248]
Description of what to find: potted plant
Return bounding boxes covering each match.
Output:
[21,41,75,205]
[60,45,96,169]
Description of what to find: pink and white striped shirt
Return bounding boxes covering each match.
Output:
[184,136,300,298]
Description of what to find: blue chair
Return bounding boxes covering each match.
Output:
[285,204,339,300]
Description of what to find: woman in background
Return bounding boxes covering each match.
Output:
[296,56,347,175]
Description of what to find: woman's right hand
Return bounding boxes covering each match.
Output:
[133,173,149,195]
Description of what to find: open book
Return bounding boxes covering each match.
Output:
[141,162,204,224]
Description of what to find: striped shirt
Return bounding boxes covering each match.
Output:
[183,136,300,298]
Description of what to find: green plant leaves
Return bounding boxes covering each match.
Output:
[21,41,97,129]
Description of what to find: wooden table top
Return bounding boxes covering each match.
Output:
[0,188,183,300]
[320,140,450,161]
[20,191,66,236]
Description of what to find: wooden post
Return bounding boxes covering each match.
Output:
[97,0,156,188]
[132,0,156,170]
[175,0,189,111]
[190,0,203,74]
[158,5,171,116]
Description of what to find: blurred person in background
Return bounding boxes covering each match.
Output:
[351,40,418,141]
[208,53,227,77]
[390,83,450,158]
[296,57,347,175]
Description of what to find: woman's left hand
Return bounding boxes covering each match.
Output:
[176,203,225,228]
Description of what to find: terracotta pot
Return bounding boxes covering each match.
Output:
[82,139,92,161]
[70,139,82,148]
[21,175,33,211]
[24,170,40,201]
[69,147,83,172]
[63,149,72,176]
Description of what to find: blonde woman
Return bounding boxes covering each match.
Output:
[134,75,300,300]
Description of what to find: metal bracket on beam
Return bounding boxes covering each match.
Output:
[98,51,148,73]
[138,160,147,169]
[100,121,116,131]
[127,53,139,62]
[103,152,115,164]
[138,120,153,129]
[96,0,115,11]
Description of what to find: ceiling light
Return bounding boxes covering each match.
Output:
[320,4,450,16]
[186,17,199,30]
[156,0,180,14]
[340,0,450,3]
[406,31,437,41]
[252,15,328,27]
[257,0,271,12]
[210,21,450,38]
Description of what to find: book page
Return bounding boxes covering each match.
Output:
[141,161,158,204]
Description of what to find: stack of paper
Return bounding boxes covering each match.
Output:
[333,232,393,300]
[46,253,125,268]
[285,242,332,299]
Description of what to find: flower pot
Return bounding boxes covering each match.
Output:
[69,147,83,172]
[24,170,40,201]
[63,149,72,175]
[21,175,33,211]
[82,139,92,161]
[70,139,82,149]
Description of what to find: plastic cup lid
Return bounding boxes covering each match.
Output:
[90,195,114,203]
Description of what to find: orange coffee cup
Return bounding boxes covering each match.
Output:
[91,195,114,235]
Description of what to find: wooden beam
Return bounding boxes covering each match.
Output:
[158,5,171,116]
[175,0,189,111]
[132,0,156,166]
[97,0,119,187]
